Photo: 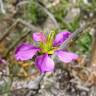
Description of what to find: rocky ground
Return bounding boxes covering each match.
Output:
[11,63,96,96]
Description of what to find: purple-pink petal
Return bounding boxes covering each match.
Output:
[35,54,55,73]
[0,58,3,64]
[55,50,78,63]
[32,32,46,42]
[15,43,40,61]
[0,57,7,64]
[53,31,71,46]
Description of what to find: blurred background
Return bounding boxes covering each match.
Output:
[0,0,96,96]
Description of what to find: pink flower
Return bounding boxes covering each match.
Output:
[15,43,40,61]
[0,56,7,64]
[53,31,71,46]
[35,54,55,73]
[15,32,78,73]
[32,32,46,43]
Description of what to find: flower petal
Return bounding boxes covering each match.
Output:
[35,54,55,73]
[15,43,40,61]
[55,50,78,63]
[53,31,71,46]
[0,57,7,64]
[32,32,46,42]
